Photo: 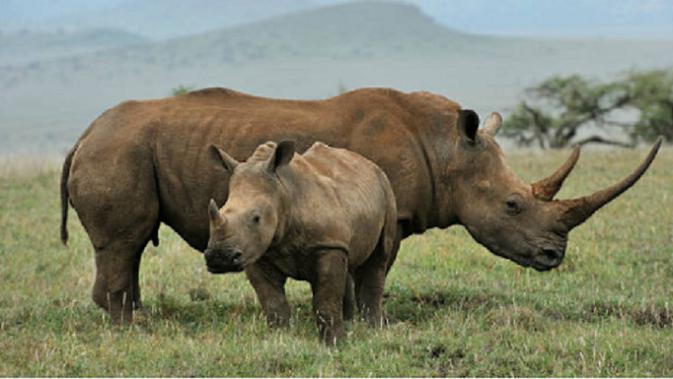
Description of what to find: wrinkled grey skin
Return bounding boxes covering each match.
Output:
[205,141,398,345]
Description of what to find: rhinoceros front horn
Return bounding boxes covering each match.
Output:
[558,137,662,229]
[532,145,581,201]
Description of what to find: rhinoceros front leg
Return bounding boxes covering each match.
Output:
[245,261,290,327]
[343,274,355,322]
[132,253,143,310]
[311,249,348,346]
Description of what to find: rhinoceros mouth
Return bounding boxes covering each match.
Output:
[206,263,244,274]
[529,260,558,272]
[204,245,245,273]
[534,248,564,270]
[495,247,564,271]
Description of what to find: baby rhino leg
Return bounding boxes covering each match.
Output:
[311,249,348,346]
[245,262,290,327]
[354,241,388,328]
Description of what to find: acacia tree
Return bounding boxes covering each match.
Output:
[503,75,634,149]
[623,69,673,143]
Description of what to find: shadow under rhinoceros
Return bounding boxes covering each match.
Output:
[27,287,666,335]
[381,287,512,325]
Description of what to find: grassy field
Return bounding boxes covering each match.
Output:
[1,147,672,376]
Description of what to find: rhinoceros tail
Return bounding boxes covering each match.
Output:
[60,146,76,245]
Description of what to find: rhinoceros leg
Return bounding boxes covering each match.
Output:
[311,249,348,346]
[132,253,143,310]
[245,261,290,327]
[87,207,156,324]
[89,204,157,325]
[92,240,148,324]
[70,153,159,324]
[342,275,355,322]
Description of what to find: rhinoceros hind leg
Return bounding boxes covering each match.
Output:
[91,238,149,324]
[70,160,159,324]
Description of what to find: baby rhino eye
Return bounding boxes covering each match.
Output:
[252,214,261,224]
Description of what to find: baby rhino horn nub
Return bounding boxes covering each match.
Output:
[532,145,581,201]
[208,199,224,226]
[559,137,663,229]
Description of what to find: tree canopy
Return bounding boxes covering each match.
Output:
[503,69,672,148]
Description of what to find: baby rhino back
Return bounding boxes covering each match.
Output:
[291,142,396,267]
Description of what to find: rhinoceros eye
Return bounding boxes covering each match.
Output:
[250,212,262,225]
[505,195,523,215]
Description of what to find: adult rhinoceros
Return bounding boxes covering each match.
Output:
[60,87,661,323]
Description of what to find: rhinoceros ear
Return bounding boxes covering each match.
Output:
[209,145,239,173]
[267,140,295,173]
[458,109,480,144]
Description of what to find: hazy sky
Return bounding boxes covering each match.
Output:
[405,0,673,38]
[2,0,672,39]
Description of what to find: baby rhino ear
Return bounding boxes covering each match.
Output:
[267,140,295,173]
[209,145,239,173]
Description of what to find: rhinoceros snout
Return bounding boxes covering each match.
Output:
[531,248,564,271]
[204,247,244,273]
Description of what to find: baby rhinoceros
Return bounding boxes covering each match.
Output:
[205,140,398,345]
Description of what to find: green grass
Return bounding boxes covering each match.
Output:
[1,148,672,376]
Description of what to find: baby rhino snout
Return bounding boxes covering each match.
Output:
[204,245,244,273]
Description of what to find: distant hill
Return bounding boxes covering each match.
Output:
[0,28,147,66]
[146,1,496,62]
[5,0,318,40]
[4,1,499,70]
[5,1,670,78]
[4,0,673,40]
